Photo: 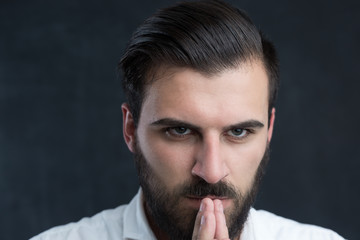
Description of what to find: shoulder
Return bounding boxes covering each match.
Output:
[30,189,155,240]
[29,205,127,240]
[246,209,345,240]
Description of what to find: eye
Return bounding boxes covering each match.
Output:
[227,128,248,138]
[166,127,192,137]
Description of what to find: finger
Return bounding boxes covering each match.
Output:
[197,210,216,239]
[192,198,215,240]
[192,199,205,239]
[214,199,229,240]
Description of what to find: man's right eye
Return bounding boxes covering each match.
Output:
[166,127,192,137]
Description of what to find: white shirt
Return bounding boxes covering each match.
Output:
[30,189,345,240]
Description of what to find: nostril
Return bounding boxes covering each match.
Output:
[191,161,227,184]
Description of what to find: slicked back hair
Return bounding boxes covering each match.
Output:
[120,0,279,126]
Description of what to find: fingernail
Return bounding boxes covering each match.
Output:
[200,202,204,212]
[200,215,205,225]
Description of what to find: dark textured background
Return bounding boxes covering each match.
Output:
[1,0,359,239]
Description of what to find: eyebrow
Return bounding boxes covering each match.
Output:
[150,118,264,131]
[226,120,264,130]
[150,118,201,132]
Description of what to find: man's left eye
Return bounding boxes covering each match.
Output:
[227,128,247,138]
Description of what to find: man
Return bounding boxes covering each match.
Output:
[31,0,345,239]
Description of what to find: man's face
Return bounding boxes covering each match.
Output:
[122,61,275,239]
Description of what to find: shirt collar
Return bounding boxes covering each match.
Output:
[240,208,256,240]
[123,188,157,240]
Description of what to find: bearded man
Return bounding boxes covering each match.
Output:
[31,1,345,239]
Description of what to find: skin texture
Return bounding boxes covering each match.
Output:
[122,61,275,240]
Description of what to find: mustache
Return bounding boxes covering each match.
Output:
[179,179,238,199]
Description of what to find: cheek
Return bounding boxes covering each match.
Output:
[228,141,267,192]
[138,133,194,189]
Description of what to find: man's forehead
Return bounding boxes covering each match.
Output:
[138,60,270,127]
[144,59,268,94]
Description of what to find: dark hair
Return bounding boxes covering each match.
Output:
[120,0,279,126]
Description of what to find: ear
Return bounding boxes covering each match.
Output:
[267,108,276,143]
[122,103,136,153]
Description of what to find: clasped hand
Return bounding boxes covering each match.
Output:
[192,198,230,240]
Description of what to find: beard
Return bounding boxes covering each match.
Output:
[133,142,270,240]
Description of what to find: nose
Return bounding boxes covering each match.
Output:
[191,134,229,184]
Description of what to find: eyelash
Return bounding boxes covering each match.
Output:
[225,128,254,141]
[165,127,193,138]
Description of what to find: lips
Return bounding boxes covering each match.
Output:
[187,195,228,200]
[185,195,232,209]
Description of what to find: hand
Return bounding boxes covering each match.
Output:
[192,198,230,240]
